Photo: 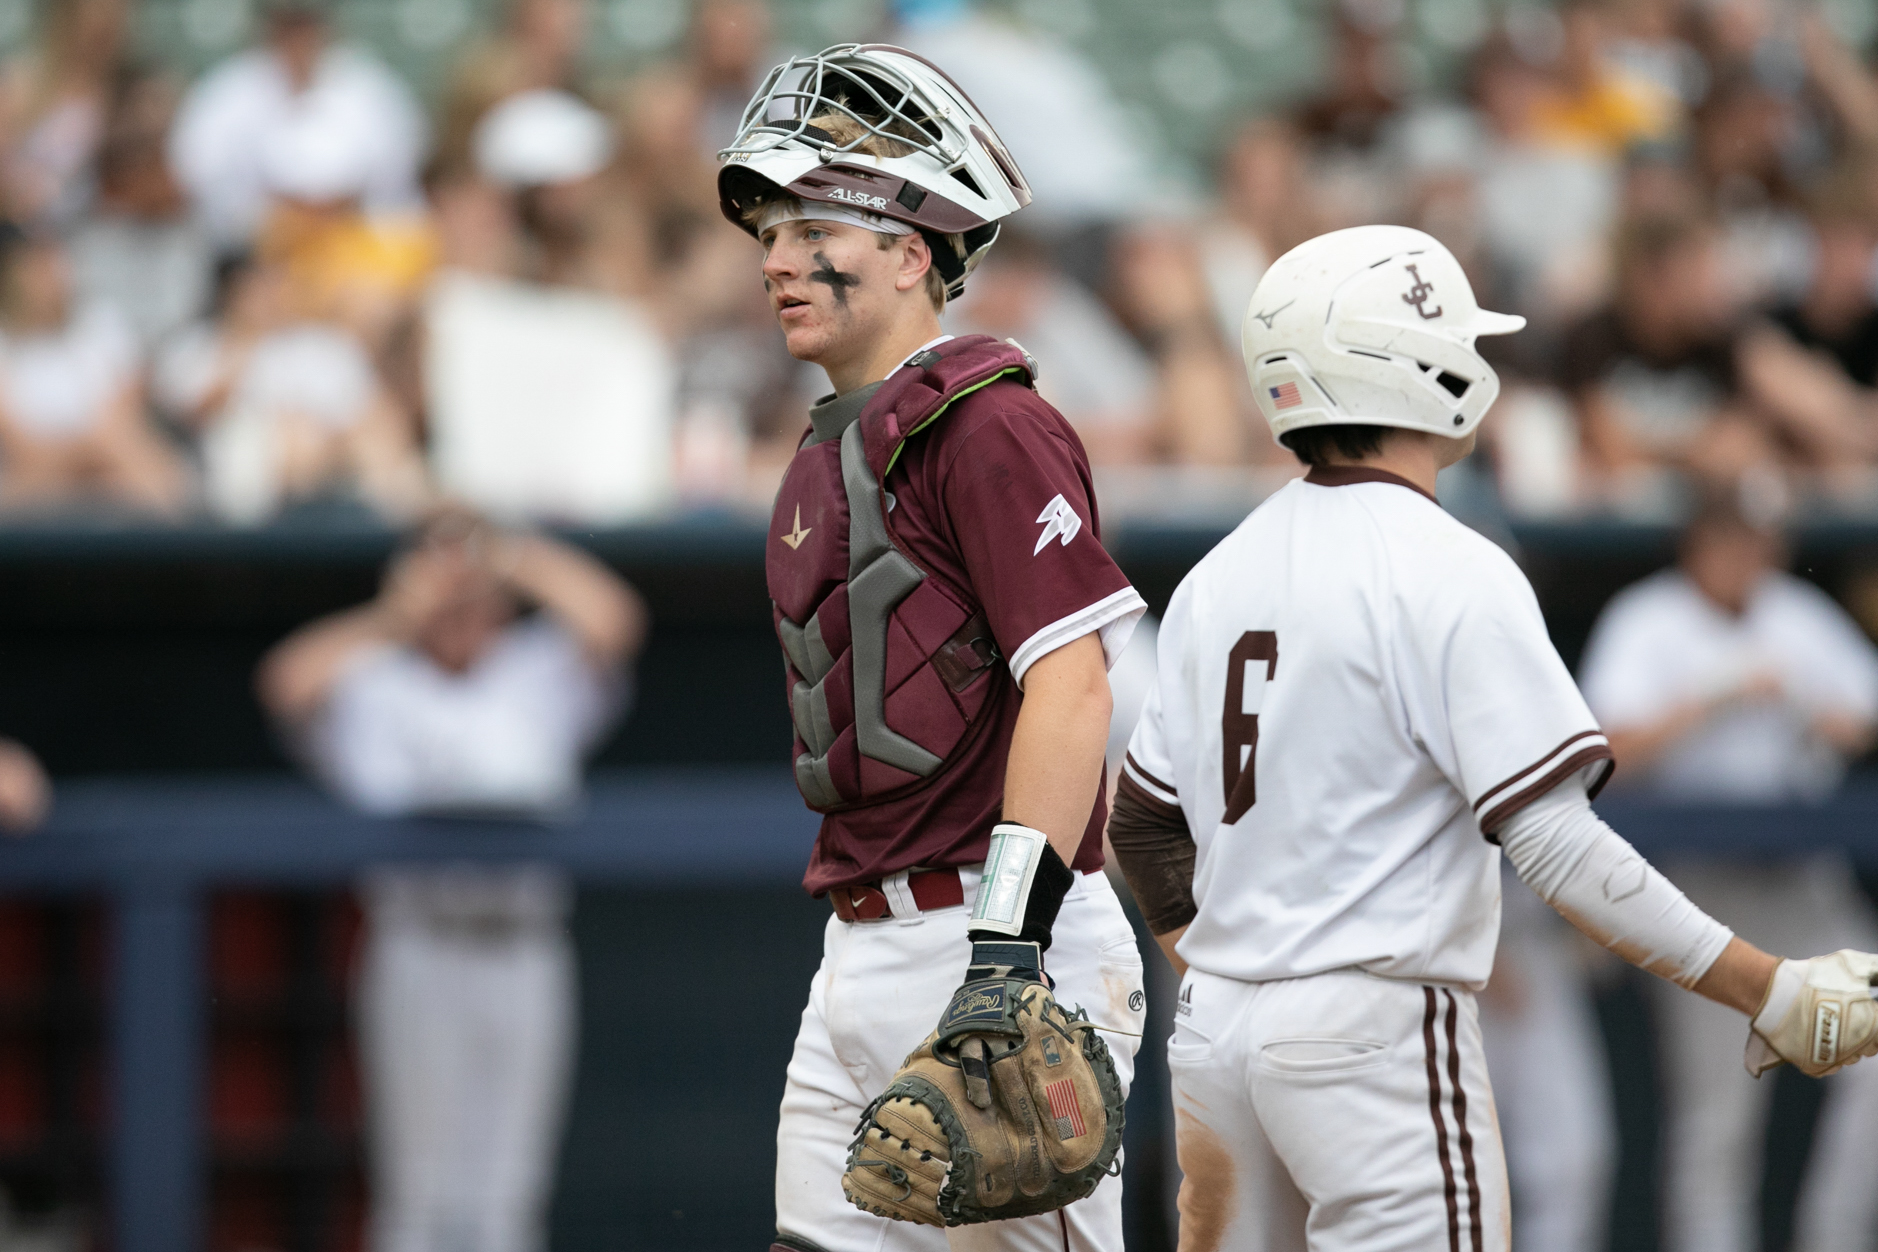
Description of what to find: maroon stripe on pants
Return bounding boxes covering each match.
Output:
[1444,990,1484,1252]
[1423,987,1461,1252]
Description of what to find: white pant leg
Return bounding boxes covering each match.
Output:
[363,921,463,1252]
[360,918,576,1252]
[1479,886,1615,1252]
[774,872,1146,1252]
[451,930,577,1252]
[1172,969,1510,1252]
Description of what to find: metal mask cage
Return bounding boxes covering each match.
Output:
[719,45,969,176]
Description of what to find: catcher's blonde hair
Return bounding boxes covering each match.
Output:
[740,112,947,312]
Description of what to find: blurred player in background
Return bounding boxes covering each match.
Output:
[257,507,644,1252]
[1579,497,1878,1252]
[715,43,1148,1251]
[1111,225,1878,1251]
[0,739,48,835]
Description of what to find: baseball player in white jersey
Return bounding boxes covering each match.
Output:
[1105,224,1878,1252]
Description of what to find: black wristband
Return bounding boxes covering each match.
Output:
[969,842,1075,952]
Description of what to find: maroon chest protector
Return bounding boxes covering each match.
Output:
[767,335,1034,811]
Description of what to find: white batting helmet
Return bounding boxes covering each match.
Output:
[1243,225,1525,443]
[717,43,1031,299]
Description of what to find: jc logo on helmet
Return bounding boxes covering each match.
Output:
[1401,264,1442,320]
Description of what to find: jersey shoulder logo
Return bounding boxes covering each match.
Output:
[780,504,813,550]
[1033,494,1083,555]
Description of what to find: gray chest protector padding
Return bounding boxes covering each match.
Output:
[775,419,947,807]
[839,419,945,778]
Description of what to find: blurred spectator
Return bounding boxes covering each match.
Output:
[0,0,127,226]
[0,739,49,834]
[421,96,676,523]
[1559,212,1771,500]
[0,228,188,515]
[1468,32,1619,329]
[170,0,427,249]
[1531,0,1682,156]
[605,68,792,502]
[1693,68,1811,306]
[1198,117,1319,350]
[438,0,592,176]
[257,508,644,1252]
[1294,0,1406,153]
[1606,0,1709,109]
[67,71,215,351]
[1107,227,1258,465]
[945,227,1156,464]
[1762,162,1878,388]
[688,0,774,154]
[252,103,439,348]
[1578,496,1878,1252]
[895,0,1154,252]
[154,254,429,524]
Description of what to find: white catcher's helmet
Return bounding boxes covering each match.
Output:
[1243,225,1525,444]
[717,44,1030,299]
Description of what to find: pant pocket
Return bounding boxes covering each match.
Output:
[1257,1037,1391,1074]
[1092,931,1147,1036]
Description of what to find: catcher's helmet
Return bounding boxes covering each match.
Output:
[717,43,1030,300]
[1243,225,1525,443]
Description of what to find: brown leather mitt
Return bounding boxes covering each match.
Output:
[841,977,1125,1227]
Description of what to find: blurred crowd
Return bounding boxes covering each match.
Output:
[3,0,1878,527]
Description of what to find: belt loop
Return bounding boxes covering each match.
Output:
[881,870,921,924]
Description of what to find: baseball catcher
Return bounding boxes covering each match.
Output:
[717,43,1147,1252]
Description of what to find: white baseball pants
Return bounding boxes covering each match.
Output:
[775,867,1147,1252]
[1168,968,1510,1252]
[1478,876,1615,1252]
[358,899,577,1252]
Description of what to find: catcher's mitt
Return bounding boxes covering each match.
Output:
[841,977,1124,1227]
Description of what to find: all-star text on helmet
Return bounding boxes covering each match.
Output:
[1243,225,1526,445]
[717,43,1031,300]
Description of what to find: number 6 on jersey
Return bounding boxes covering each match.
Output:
[1222,631,1277,822]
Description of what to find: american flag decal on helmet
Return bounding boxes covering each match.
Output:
[1269,382,1302,410]
[1045,1078,1086,1139]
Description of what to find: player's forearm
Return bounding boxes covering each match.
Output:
[1003,633,1112,865]
[256,605,403,725]
[1500,778,1735,991]
[498,535,646,666]
[1693,937,1781,1016]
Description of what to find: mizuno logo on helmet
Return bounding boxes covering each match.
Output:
[1250,299,1294,329]
[825,187,890,210]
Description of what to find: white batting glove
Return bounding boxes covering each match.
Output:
[1745,951,1878,1078]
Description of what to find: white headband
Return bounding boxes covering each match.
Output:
[755,200,915,237]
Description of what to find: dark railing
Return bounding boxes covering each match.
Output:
[3,768,1876,1250]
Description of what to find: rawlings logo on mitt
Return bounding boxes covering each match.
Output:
[840,978,1124,1227]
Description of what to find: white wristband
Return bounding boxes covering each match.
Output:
[970,823,1049,936]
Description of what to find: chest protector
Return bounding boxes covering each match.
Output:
[768,335,1035,812]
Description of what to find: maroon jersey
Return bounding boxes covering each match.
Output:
[767,336,1144,896]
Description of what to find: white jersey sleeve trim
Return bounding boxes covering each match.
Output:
[1473,728,1615,836]
[1122,752,1179,805]
[1008,586,1148,689]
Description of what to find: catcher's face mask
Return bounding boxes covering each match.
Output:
[717,43,1029,300]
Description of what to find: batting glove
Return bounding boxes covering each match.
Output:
[1745,950,1878,1078]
